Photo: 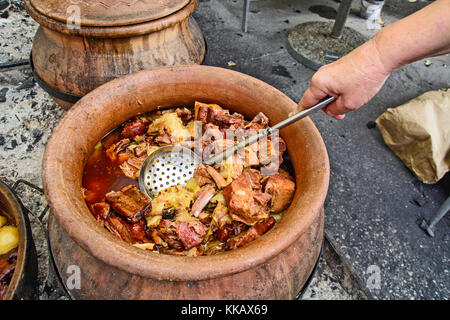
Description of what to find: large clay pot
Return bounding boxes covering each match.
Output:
[42,65,329,299]
[25,0,205,109]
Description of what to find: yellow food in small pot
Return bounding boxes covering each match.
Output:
[0,225,19,255]
[0,215,7,228]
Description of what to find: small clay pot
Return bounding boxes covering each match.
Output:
[25,0,205,109]
[42,65,329,299]
[0,181,38,300]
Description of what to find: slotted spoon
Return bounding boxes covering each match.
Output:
[139,96,335,199]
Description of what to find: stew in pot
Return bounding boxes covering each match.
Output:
[82,102,296,256]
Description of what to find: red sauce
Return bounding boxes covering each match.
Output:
[82,143,138,205]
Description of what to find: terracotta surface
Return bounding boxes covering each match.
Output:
[29,0,190,27]
[49,209,323,299]
[25,0,199,37]
[42,65,330,299]
[25,0,205,109]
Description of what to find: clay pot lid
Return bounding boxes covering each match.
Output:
[29,0,190,27]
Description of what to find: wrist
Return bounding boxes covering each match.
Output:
[346,36,393,82]
[370,28,400,74]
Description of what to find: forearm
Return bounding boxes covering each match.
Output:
[298,0,450,119]
[372,0,450,73]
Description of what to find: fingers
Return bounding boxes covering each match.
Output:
[298,79,347,120]
[322,106,345,120]
[298,65,359,120]
[326,95,359,118]
[298,85,328,110]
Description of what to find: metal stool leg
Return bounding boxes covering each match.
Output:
[242,0,250,32]
[420,197,450,237]
[331,0,353,39]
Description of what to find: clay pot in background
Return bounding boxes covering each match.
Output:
[42,65,329,299]
[25,0,205,109]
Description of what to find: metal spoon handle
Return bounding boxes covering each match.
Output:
[204,96,335,166]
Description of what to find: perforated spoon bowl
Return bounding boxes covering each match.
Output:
[139,96,335,199]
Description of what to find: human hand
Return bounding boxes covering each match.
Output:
[297,38,392,120]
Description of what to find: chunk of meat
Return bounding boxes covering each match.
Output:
[157,220,183,249]
[253,192,272,206]
[264,174,295,213]
[231,159,244,179]
[104,215,151,244]
[105,185,151,223]
[202,138,234,161]
[206,165,228,189]
[175,220,208,250]
[151,230,165,246]
[126,219,151,243]
[195,102,244,127]
[260,137,287,174]
[157,219,207,250]
[176,107,193,124]
[197,211,212,224]
[133,141,149,158]
[191,186,216,217]
[119,154,147,179]
[194,164,214,186]
[213,155,244,181]
[225,217,275,250]
[215,221,248,242]
[119,161,138,180]
[194,101,211,122]
[154,131,176,145]
[223,169,270,225]
[212,203,230,228]
[234,142,259,167]
[243,112,269,131]
[127,154,146,169]
[215,227,230,243]
[245,168,262,189]
[258,137,286,164]
[121,118,149,139]
[277,137,287,154]
[203,123,224,140]
[105,138,130,163]
[251,112,269,127]
[212,109,244,126]
[90,202,110,226]
[104,216,133,243]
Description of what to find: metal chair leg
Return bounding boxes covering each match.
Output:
[420,197,450,237]
[331,0,353,39]
[242,0,250,32]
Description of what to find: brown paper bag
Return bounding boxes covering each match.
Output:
[376,88,450,184]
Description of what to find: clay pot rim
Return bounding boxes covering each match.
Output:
[24,0,197,38]
[42,65,329,281]
[29,0,190,28]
